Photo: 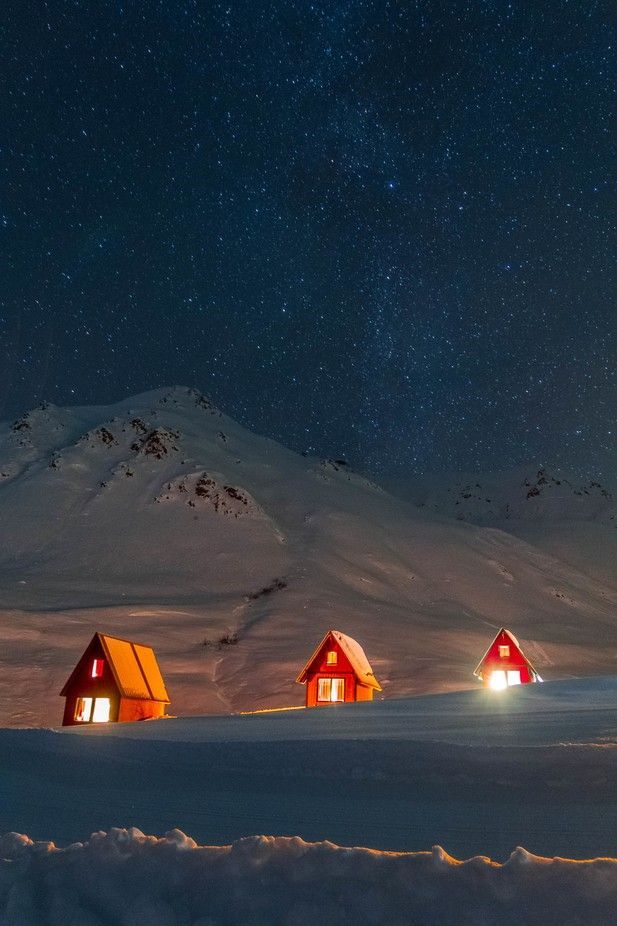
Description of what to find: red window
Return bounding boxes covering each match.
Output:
[91,658,104,678]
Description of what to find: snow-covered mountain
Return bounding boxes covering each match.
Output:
[1,387,617,726]
[397,466,615,524]
[386,466,617,588]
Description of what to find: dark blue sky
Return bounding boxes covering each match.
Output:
[2,1,615,474]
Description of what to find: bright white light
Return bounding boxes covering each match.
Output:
[489,670,508,691]
[92,698,111,722]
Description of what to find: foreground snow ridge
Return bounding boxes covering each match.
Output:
[2,829,616,926]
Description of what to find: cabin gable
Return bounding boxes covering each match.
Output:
[474,627,539,689]
[60,632,169,726]
[60,634,115,698]
[309,634,355,676]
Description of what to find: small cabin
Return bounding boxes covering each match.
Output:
[60,632,170,726]
[473,627,542,690]
[296,630,382,707]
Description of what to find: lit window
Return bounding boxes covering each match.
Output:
[74,697,93,722]
[91,659,104,678]
[91,698,111,723]
[317,677,345,702]
[326,650,337,665]
[330,677,344,701]
[499,645,510,659]
[507,670,521,686]
[489,670,507,691]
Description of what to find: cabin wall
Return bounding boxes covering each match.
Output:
[354,683,375,702]
[310,640,355,676]
[118,698,166,722]
[480,661,533,686]
[62,690,120,726]
[61,636,121,725]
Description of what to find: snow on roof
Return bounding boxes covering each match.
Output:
[61,633,170,703]
[99,634,170,702]
[473,627,538,680]
[296,629,382,691]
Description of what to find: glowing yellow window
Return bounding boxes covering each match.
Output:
[91,658,104,678]
[499,645,510,659]
[326,650,337,665]
[317,677,345,702]
[74,697,93,722]
[91,698,111,723]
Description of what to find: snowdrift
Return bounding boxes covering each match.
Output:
[1,828,616,926]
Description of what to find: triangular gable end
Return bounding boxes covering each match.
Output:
[473,627,539,681]
[296,630,382,691]
[60,633,107,697]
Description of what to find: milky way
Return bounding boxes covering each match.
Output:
[2,1,615,475]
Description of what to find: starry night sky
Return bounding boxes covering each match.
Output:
[2,1,615,475]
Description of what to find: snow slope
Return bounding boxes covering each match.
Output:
[2,679,617,925]
[388,465,617,588]
[1,389,617,726]
[2,678,617,859]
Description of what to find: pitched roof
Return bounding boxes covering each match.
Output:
[473,627,539,680]
[60,633,170,702]
[296,630,382,691]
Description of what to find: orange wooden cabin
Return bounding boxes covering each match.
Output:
[473,627,542,690]
[60,632,170,726]
[296,630,382,707]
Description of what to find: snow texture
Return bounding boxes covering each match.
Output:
[1,827,616,926]
[3,679,617,861]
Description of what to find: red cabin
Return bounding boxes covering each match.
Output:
[296,630,382,707]
[473,627,542,690]
[60,632,170,726]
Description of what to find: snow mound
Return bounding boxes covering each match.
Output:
[1,828,615,926]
